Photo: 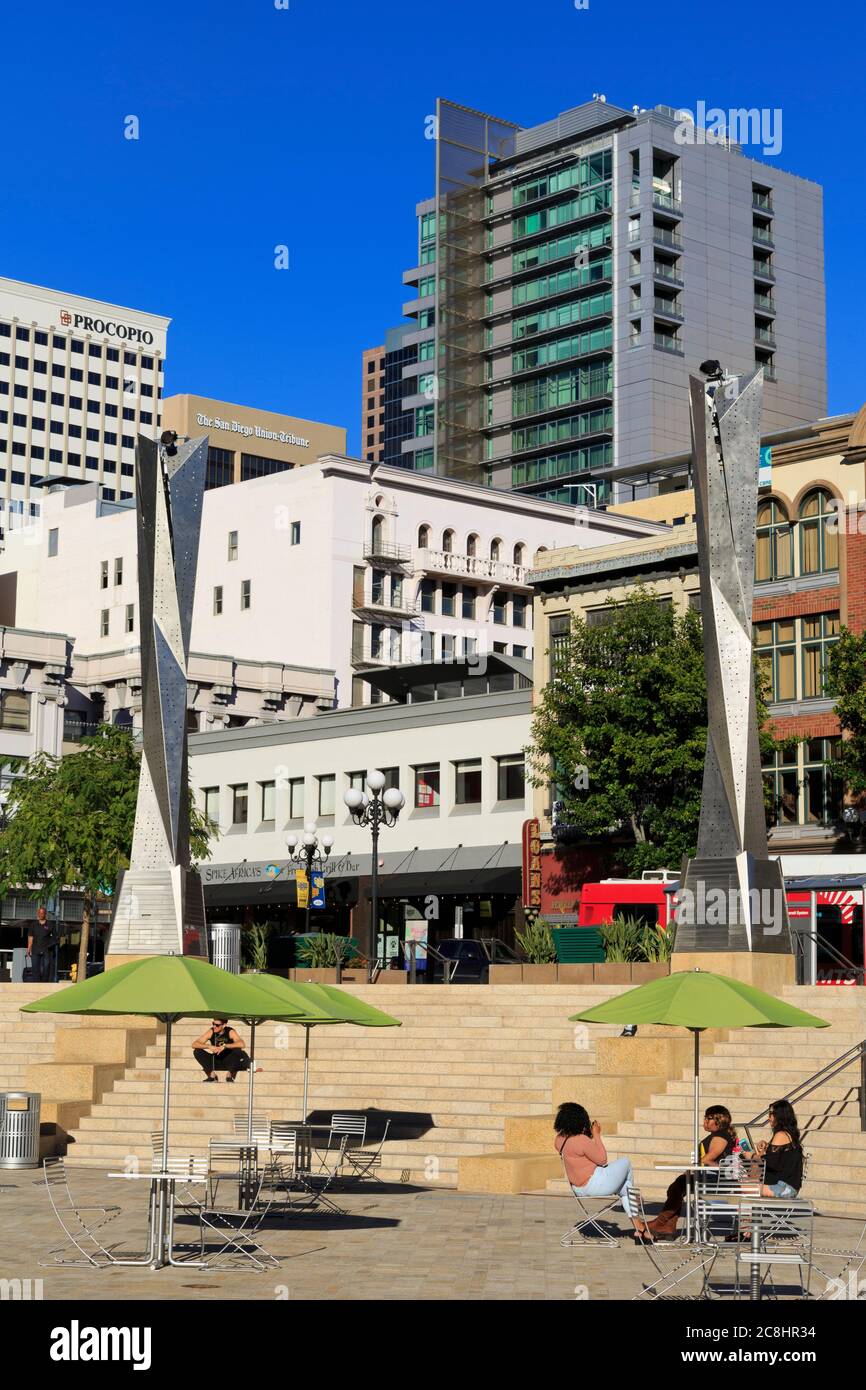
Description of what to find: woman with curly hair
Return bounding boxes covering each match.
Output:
[554,1102,648,1237]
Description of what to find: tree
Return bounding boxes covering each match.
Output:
[527,590,777,874]
[826,626,866,797]
[0,724,213,979]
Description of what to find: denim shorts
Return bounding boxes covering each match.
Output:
[767,1180,798,1198]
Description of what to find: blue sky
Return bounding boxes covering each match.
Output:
[1,0,862,456]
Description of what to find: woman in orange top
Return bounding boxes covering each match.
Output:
[554,1102,647,1237]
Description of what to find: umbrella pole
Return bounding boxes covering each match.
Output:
[162,1019,172,1172]
[303,1026,310,1118]
[693,1029,700,1165]
[247,1021,256,1144]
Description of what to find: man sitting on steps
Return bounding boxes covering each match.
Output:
[192,1018,252,1083]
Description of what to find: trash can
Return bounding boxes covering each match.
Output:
[0,1092,41,1169]
[209,923,241,974]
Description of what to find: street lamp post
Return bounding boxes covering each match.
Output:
[344,770,405,982]
[286,822,334,936]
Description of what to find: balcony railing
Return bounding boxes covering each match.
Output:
[652,297,683,319]
[755,327,777,347]
[753,260,775,281]
[363,539,411,564]
[416,547,529,586]
[653,262,683,286]
[652,226,683,250]
[752,192,773,212]
[652,190,682,215]
[653,332,682,354]
[352,593,420,618]
[756,362,777,381]
[754,292,775,311]
[753,225,774,246]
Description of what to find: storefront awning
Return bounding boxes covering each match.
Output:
[367,866,520,899]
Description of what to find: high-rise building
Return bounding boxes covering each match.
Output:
[161,393,346,489]
[388,97,826,506]
[361,345,386,461]
[0,276,169,527]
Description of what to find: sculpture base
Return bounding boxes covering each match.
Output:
[671,950,796,992]
[106,866,208,959]
[675,853,792,955]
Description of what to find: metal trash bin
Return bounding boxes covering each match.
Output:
[209,923,241,975]
[0,1092,41,1169]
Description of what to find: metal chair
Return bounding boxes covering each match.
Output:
[557,1148,621,1247]
[207,1141,259,1210]
[735,1198,814,1299]
[196,1168,279,1271]
[631,1182,736,1300]
[41,1157,124,1267]
[231,1112,271,1146]
[267,1123,347,1214]
[339,1118,391,1184]
[812,1219,866,1298]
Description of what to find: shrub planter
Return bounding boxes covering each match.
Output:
[591,963,632,984]
[521,964,558,984]
[489,965,523,984]
[629,962,670,982]
[556,963,595,984]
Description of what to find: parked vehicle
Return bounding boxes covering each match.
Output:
[428,937,521,983]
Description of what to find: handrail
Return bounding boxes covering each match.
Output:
[792,929,865,985]
[741,1038,866,1144]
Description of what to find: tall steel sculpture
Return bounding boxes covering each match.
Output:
[675,366,791,954]
[107,432,210,958]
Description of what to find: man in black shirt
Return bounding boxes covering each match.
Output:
[26,907,59,982]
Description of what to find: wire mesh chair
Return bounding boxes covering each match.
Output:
[558,1149,622,1248]
[735,1198,814,1299]
[207,1141,259,1210]
[339,1118,392,1185]
[812,1219,866,1298]
[267,1123,347,1214]
[40,1157,124,1267]
[196,1168,280,1271]
[630,1183,733,1300]
[231,1112,272,1147]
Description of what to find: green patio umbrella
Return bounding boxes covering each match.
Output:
[571,968,829,1162]
[21,955,309,1170]
[239,975,402,1125]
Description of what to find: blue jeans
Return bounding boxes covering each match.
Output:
[766,1180,798,1198]
[571,1158,636,1218]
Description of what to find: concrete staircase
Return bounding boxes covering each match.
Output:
[52,985,625,1183]
[544,986,866,1216]
[0,984,68,1094]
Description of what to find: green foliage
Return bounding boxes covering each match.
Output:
[598,915,645,962]
[528,590,777,871]
[296,934,358,967]
[641,920,676,962]
[242,922,274,971]
[0,724,213,976]
[515,919,557,964]
[826,627,866,797]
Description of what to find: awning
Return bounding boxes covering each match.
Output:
[366,867,520,899]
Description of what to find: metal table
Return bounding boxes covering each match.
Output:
[107,1171,208,1269]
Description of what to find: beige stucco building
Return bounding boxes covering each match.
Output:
[161,394,346,488]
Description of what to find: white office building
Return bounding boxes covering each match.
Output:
[0,276,169,526]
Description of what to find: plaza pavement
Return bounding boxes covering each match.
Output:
[0,1166,860,1301]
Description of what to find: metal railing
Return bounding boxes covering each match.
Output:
[363,540,411,564]
[753,261,775,280]
[652,227,683,250]
[742,1038,866,1141]
[792,930,865,987]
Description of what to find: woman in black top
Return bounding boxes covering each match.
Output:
[756,1100,804,1197]
[192,1019,251,1082]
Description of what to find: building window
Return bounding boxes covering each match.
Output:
[414,764,440,808]
[381,767,400,791]
[0,690,30,732]
[419,579,435,614]
[466,534,478,558]
[492,593,508,624]
[203,786,220,830]
[260,781,276,822]
[754,619,796,701]
[228,530,238,561]
[497,754,525,801]
[754,614,839,702]
[755,498,792,581]
[763,738,843,829]
[799,489,839,575]
[442,583,457,618]
[490,537,502,561]
[231,785,248,826]
[442,529,454,554]
[455,759,482,805]
[206,446,234,490]
[513,542,525,566]
[289,778,305,820]
[113,557,123,586]
[48,528,59,557]
[213,586,223,615]
[513,645,527,659]
[290,521,301,545]
[462,588,476,620]
[371,569,386,605]
[512,594,527,628]
[100,560,109,589]
[100,609,109,637]
[549,614,571,677]
[347,770,366,795]
[801,614,840,698]
[318,775,336,817]
[418,524,430,548]
[241,580,251,610]
[125,604,134,633]
[370,515,385,553]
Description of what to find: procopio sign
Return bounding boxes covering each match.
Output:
[58,307,154,345]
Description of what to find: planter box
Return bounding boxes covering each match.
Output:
[374,971,408,985]
[629,962,670,982]
[489,965,523,984]
[556,963,595,984]
[290,967,337,983]
[521,964,558,984]
[591,962,632,984]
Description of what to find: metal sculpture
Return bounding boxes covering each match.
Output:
[675,367,791,954]
[107,433,209,957]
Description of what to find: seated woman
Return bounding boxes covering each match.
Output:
[554,1102,647,1238]
[754,1099,804,1197]
[646,1104,737,1240]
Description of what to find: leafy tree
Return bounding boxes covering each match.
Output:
[0,724,212,979]
[527,590,777,873]
[826,626,866,797]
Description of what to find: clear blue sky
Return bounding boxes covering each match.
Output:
[1,0,861,456]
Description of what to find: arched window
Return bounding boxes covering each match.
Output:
[371,515,385,554]
[755,498,792,582]
[799,489,838,576]
[513,542,525,566]
[418,524,430,549]
[466,533,478,558]
[442,528,454,554]
[490,537,502,562]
